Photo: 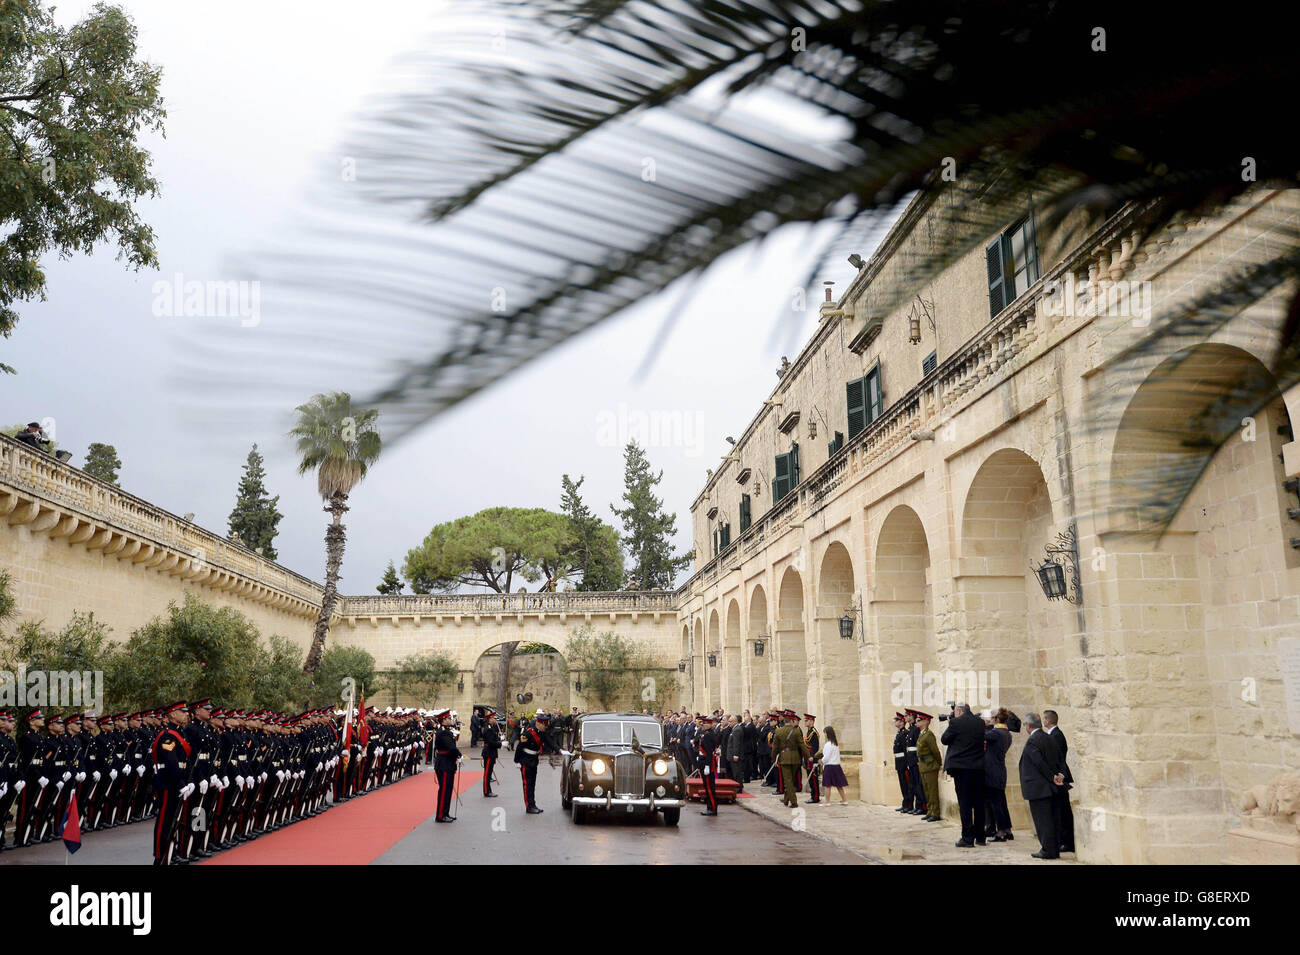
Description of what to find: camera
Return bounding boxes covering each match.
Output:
[936,700,957,722]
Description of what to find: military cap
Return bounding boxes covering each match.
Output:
[161,700,188,714]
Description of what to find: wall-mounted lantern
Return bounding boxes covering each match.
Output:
[839,593,864,641]
[753,637,766,657]
[678,659,687,672]
[1031,522,1082,604]
[707,652,717,668]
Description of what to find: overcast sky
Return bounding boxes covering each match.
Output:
[4,1,873,595]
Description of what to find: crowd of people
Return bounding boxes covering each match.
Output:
[892,704,1075,860]
[0,700,430,864]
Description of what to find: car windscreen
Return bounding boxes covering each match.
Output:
[581,721,662,748]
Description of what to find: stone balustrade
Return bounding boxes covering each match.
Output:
[340,590,677,618]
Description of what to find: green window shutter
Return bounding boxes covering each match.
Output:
[828,431,843,456]
[721,523,731,550]
[773,452,790,503]
[866,363,883,424]
[790,443,800,488]
[847,377,867,438]
[739,494,751,533]
[986,236,1007,317]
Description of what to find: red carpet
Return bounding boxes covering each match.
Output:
[203,769,483,865]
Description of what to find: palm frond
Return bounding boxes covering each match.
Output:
[184,0,1300,476]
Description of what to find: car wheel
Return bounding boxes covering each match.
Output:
[662,807,680,827]
[572,802,586,825]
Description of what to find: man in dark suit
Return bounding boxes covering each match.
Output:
[939,702,987,847]
[1042,709,1075,853]
[1018,712,1066,860]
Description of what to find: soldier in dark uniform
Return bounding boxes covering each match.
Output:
[891,713,911,811]
[0,709,19,850]
[803,714,821,804]
[480,710,501,797]
[903,710,927,815]
[16,708,57,846]
[39,713,74,842]
[178,699,217,860]
[696,716,719,816]
[514,711,551,814]
[433,709,459,822]
[151,701,192,865]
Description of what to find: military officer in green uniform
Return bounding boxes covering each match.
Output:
[915,710,942,822]
[774,710,809,808]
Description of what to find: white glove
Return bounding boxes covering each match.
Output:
[14,780,25,793]
[702,766,710,776]
[109,768,118,780]
[61,771,72,782]
[56,780,64,790]
[223,776,230,789]
[38,775,49,788]
[210,774,220,787]
[235,774,245,788]
[137,765,146,777]
[92,771,102,782]
[276,770,285,781]
[180,783,195,799]
[76,772,86,782]
[199,780,209,794]
[260,772,268,783]
[0,782,7,798]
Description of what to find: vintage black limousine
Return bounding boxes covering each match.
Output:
[560,713,685,825]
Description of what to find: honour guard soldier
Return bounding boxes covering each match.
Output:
[892,713,911,811]
[903,710,927,815]
[480,710,501,797]
[696,716,719,816]
[915,711,942,821]
[42,714,72,842]
[15,708,50,847]
[0,710,18,849]
[151,701,193,865]
[433,709,459,822]
[803,714,821,804]
[514,710,550,813]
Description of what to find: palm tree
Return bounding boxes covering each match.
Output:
[212,0,1300,534]
[290,392,382,674]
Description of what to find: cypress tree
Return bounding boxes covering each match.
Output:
[228,444,283,560]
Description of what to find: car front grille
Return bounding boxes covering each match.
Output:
[614,753,642,795]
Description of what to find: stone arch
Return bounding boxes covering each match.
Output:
[691,618,705,713]
[723,597,743,712]
[680,622,692,709]
[776,565,808,715]
[956,447,1061,757]
[1103,342,1294,834]
[706,607,722,712]
[746,583,772,712]
[472,640,569,716]
[861,504,933,799]
[814,540,862,750]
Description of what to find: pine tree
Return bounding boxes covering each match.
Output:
[377,561,404,595]
[610,441,690,590]
[228,444,283,560]
[83,442,122,485]
[562,474,623,591]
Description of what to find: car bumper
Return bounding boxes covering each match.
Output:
[572,795,684,810]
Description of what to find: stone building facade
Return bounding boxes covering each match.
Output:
[678,187,1300,864]
[4,187,1299,864]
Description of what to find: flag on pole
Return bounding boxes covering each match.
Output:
[59,791,82,855]
[341,684,355,750]
[357,689,370,747]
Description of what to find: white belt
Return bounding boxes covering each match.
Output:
[906,747,918,752]
[893,752,904,757]
[522,748,538,755]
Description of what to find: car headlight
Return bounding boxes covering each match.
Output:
[591,758,607,775]
[652,759,668,776]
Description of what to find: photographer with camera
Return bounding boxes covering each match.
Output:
[940,701,987,847]
[13,422,51,452]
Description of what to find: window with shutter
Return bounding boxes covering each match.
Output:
[712,528,719,556]
[866,364,883,424]
[720,523,731,550]
[987,236,1007,317]
[847,378,867,438]
[773,451,791,503]
[922,350,937,376]
[790,443,800,489]
[828,431,844,456]
[739,494,751,533]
